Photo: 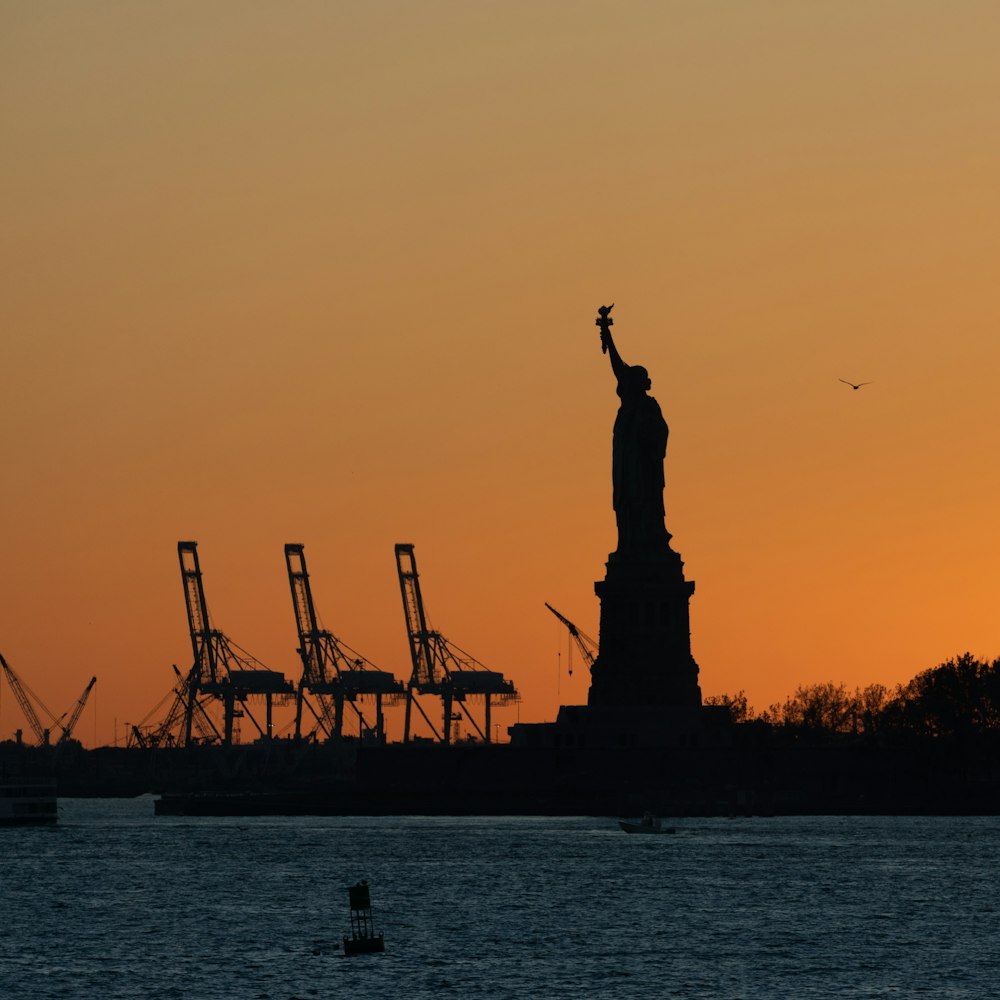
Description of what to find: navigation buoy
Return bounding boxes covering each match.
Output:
[343,880,385,956]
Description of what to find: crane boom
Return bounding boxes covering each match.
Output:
[178,541,220,685]
[285,543,334,689]
[545,603,598,671]
[394,543,441,687]
[58,676,96,743]
[0,653,50,744]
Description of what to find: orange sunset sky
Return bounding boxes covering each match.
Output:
[3,2,1000,747]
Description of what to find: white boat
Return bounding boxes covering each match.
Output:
[0,781,58,826]
[618,812,675,834]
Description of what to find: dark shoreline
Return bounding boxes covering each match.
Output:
[4,730,1000,817]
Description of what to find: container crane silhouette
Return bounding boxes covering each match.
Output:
[284,543,403,743]
[177,542,293,746]
[394,543,518,744]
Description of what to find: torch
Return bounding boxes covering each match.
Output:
[596,303,614,353]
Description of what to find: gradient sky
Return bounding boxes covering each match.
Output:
[3,2,1000,746]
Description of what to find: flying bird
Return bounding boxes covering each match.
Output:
[839,379,872,390]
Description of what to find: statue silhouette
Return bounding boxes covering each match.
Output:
[596,305,672,557]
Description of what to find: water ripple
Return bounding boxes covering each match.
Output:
[3,802,999,998]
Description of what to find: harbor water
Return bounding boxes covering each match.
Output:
[2,799,999,998]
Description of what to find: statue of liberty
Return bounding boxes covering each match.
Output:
[596,305,672,558]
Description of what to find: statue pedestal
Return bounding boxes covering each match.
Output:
[589,545,702,708]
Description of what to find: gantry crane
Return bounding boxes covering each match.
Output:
[545,603,598,678]
[0,653,96,745]
[394,543,518,744]
[285,543,403,743]
[178,541,293,746]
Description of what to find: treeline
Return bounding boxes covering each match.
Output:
[706,652,1000,739]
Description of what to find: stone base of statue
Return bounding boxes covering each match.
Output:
[588,540,702,708]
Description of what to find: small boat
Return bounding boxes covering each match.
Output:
[343,880,385,955]
[618,812,675,835]
[0,780,58,826]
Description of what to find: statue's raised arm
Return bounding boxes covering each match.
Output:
[596,304,650,397]
[596,304,628,386]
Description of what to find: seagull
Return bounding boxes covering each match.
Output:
[839,379,872,390]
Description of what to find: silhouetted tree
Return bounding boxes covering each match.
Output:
[767,682,855,733]
[714,655,1000,743]
[855,683,891,736]
[704,690,753,723]
[882,653,1000,738]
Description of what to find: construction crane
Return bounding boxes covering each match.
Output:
[394,543,518,744]
[178,541,293,746]
[129,673,179,748]
[58,676,97,744]
[0,653,96,745]
[130,664,222,748]
[545,603,598,677]
[285,543,403,743]
[1,652,51,745]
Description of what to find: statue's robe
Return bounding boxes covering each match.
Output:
[612,379,670,554]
